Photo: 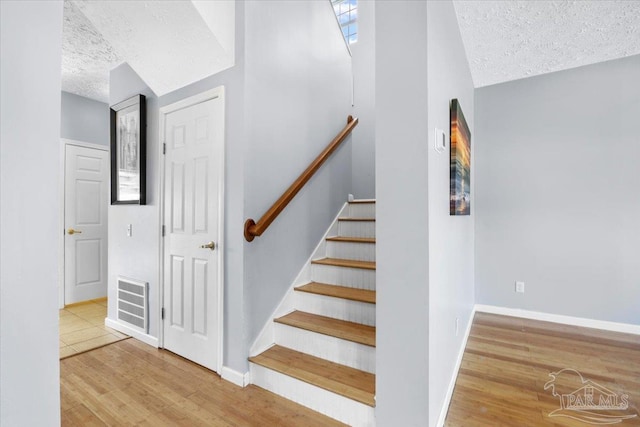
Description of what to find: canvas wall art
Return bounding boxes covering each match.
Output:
[450,99,470,215]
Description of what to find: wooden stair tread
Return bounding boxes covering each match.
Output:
[311,258,375,270]
[249,345,375,406]
[338,217,375,222]
[275,311,375,347]
[326,236,375,244]
[348,200,375,204]
[295,282,376,304]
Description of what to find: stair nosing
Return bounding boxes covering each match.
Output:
[348,200,376,204]
[311,257,376,270]
[326,236,376,244]
[338,217,375,222]
[249,345,375,406]
[275,311,375,347]
[295,282,376,304]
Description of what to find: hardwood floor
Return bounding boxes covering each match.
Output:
[446,312,640,426]
[61,339,345,426]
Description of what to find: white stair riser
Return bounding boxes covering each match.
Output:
[250,364,375,427]
[294,291,376,326]
[348,203,375,218]
[338,221,375,238]
[311,264,376,290]
[327,241,376,262]
[274,323,375,373]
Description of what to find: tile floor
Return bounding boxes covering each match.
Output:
[59,298,129,359]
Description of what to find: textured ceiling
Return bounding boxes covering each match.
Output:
[62,1,122,102]
[62,0,234,103]
[453,1,640,87]
[63,1,640,100]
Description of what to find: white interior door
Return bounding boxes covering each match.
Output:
[64,144,109,304]
[162,89,224,372]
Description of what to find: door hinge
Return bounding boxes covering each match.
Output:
[161,308,165,320]
[162,225,166,237]
[163,142,166,155]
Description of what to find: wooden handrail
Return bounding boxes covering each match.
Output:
[244,115,359,242]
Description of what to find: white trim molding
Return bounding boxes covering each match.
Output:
[436,306,476,427]
[105,318,159,348]
[221,367,250,388]
[61,138,109,152]
[475,304,640,336]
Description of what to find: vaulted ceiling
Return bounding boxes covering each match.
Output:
[62,1,640,103]
[62,0,235,103]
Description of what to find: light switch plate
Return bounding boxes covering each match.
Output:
[435,128,446,153]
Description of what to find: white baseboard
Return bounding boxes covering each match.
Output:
[475,304,640,335]
[221,366,250,388]
[105,318,159,347]
[435,307,476,427]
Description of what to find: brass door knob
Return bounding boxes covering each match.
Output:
[67,228,82,235]
[200,241,215,251]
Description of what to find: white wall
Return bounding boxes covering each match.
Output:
[107,63,161,338]
[0,1,63,425]
[61,91,110,146]
[350,0,376,199]
[375,1,431,425]
[475,55,640,325]
[426,2,475,426]
[243,0,353,353]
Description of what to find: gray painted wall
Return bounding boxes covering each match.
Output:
[375,1,430,425]
[107,63,161,338]
[350,0,376,199]
[60,91,109,146]
[1,1,63,425]
[475,55,640,325]
[426,2,475,426]
[243,0,353,352]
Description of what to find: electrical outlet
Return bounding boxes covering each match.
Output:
[127,224,132,237]
[455,317,459,336]
[515,281,525,293]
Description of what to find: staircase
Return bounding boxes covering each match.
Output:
[249,200,376,426]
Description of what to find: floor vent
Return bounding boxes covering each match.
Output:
[117,277,148,333]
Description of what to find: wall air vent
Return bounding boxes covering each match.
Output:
[117,277,148,333]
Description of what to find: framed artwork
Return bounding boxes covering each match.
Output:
[111,94,146,205]
[450,98,470,215]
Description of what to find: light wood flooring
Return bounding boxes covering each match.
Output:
[446,312,640,426]
[61,339,346,426]
[60,298,129,359]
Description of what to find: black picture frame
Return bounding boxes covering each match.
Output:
[110,94,146,205]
